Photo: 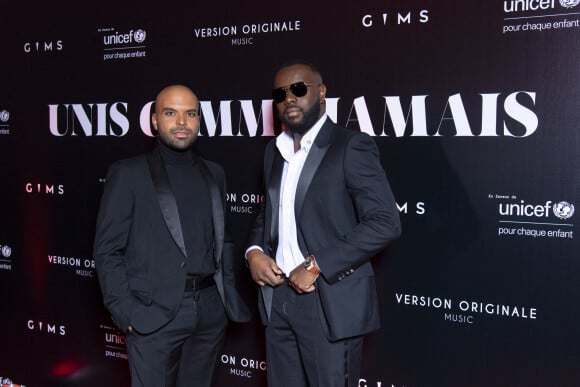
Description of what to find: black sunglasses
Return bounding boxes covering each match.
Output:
[272,82,321,103]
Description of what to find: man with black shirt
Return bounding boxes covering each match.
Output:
[94,84,249,387]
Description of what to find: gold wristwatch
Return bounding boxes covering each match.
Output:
[304,255,321,274]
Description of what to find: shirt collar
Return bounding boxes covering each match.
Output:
[276,114,327,162]
[157,139,196,165]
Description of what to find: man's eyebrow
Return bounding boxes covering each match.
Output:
[160,107,198,113]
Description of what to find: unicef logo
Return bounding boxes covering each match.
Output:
[560,0,580,8]
[133,29,147,43]
[0,110,9,123]
[553,201,575,219]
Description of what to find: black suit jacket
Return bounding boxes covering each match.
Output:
[94,145,249,334]
[248,118,401,341]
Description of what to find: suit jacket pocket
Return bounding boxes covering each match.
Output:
[128,276,153,306]
[317,271,379,341]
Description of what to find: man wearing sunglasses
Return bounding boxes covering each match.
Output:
[246,61,401,386]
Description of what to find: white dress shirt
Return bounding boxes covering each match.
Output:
[274,114,327,274]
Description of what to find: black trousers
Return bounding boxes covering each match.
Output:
[265,280,364,387]
[126,285,227,387]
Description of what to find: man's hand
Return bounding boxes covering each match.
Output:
[289,264,319,294]
[247,249,285,287]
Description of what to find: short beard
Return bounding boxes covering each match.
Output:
[158,127,197,151]
[279,100,321,135]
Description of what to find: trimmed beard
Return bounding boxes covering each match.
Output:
[279,100,321,135]
[158,127,198,151]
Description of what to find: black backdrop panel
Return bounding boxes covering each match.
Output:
[1,1,579,386]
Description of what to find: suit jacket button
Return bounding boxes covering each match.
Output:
[180,261,185,268]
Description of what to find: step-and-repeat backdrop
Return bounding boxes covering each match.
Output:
[1,1,579,386]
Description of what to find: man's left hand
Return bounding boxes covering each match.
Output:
[289,265,319,294]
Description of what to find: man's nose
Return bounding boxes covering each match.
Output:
[284,91,296,104]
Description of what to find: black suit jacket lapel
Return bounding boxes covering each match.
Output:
[260,148,283,321]
[295,119,333,222]
[268,150,284,248]
[146,147,187,258]
[196,158,224,267]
